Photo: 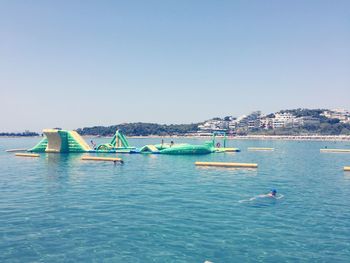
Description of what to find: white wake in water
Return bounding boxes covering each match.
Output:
[239,194,284,203]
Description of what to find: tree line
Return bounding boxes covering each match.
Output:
[0,131,39,137]
[77,122,200,136]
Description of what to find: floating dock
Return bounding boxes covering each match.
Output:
[6,148,28,152]
[195,161,258,168]
[81,156,123,163]
[344,166,350,171]
[215,148,240,153]
[320,149,350,153]
[15,153,40,157]
[248,147,274,151]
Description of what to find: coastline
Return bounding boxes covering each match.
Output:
[124,135,350,141]
[0,136,43,138]
[1,135,350,142]
[231,135,350,141]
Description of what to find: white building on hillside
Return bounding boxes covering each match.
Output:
[322,109,350,123]
[272,113,296,129]
[197,119,229,133]
[260,117,273,129]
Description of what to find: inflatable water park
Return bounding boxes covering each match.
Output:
[25,129,240,155]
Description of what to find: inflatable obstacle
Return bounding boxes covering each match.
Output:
[96,130,135,152]
[28,129,135,153]
[138,145,160,153]
[26,129,239,156]
[212,132,240,153]
[29,129,92,153]
[159,143,214,155]
[130,132,240,155]
[134,143,213,155]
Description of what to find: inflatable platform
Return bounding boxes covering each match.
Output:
[29,129,92,153]
[27,129,239,155]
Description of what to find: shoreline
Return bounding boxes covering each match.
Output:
[1,135,350,141]
[118,135,350,141]
[229,135,350,141]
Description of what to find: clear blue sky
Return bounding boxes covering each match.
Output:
[1,0,349,132]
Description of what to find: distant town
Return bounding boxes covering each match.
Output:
[2,108,350,137]
[77,108,350,136]
[196,108,350,136]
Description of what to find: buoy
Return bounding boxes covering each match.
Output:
[15,153,40,157]
[344,166,350,171]
[320,149,350,153]
[81,156,123,163]
[248,147,274,151]
[6,148,28,152]
[195,161,257,168]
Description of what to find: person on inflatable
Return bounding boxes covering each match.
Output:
[90,140,97,150]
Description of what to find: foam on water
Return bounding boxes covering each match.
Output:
[238,194,284,203]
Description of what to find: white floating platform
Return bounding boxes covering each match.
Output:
[195,161,258,168]
[15,153,40,157]
[6,149,28,152]
[248,147,274,151]
[320,149,350,153]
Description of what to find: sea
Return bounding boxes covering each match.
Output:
[1,137,350,262]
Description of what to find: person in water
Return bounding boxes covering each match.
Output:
[267,189,277,198]
[239,189,281,203]
[257,189,277,198]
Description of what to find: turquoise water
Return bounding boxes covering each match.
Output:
[1,137,350,262]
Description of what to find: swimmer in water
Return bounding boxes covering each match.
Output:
[257,189,277,198]
[267,189,277,198]
[239,189,282,203]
